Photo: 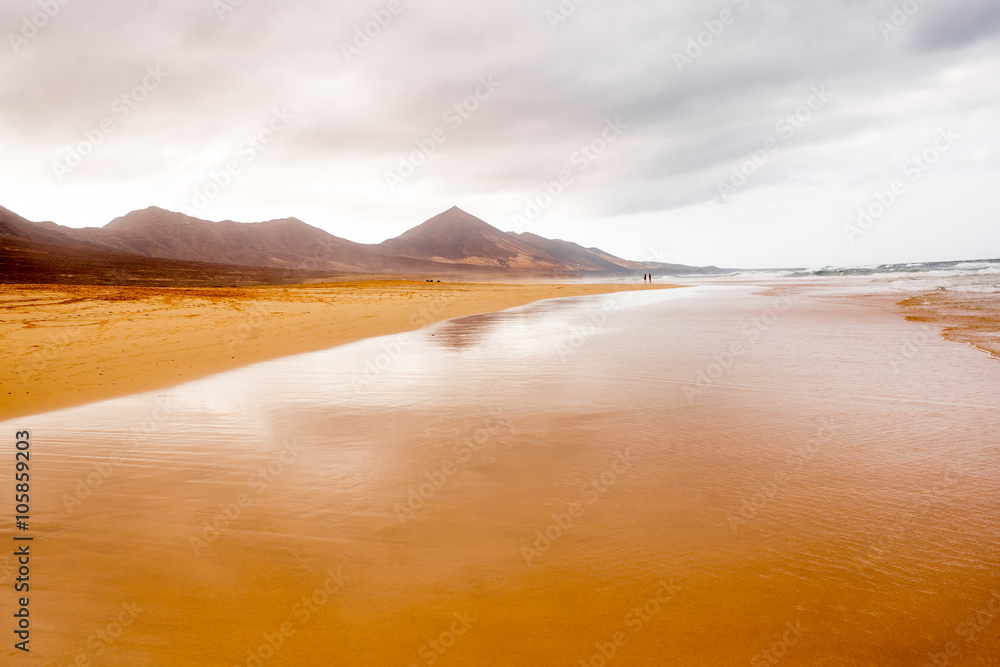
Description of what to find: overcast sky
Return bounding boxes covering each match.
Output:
[2,0,998,268]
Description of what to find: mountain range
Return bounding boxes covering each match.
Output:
[0,204,722,285]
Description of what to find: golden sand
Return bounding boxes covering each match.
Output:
[0,281,676,421]
[3,283,1000,665]
[898,290,1000,359]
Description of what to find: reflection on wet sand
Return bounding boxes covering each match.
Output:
[4,287,1000,665]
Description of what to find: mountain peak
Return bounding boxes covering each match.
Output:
[428,206,483,223]
[105,207,202,231]
[1,202,715,280]
[393,207,496,241]
[379,207,581,269]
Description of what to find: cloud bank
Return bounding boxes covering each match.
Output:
[1,0,998,267]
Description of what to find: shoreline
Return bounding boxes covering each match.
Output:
[897,290,1000,361]
[12,276,1000,665]
[0,281,679,421]
[756,281,1000,364]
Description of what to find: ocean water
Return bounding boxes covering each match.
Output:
[3,285,1000,665]
[662,257,1000,296]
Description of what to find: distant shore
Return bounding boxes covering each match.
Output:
[0,281,679,421]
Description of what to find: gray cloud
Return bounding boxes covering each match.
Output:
[0,0,997,266]
[911,0,1000,50]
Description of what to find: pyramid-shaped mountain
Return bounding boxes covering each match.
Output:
[378,207,566,269]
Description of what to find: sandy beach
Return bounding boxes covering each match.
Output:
[4,0,997,662]
[3,284,998,666]
[899,289,1000,360]
[0,281,675,421]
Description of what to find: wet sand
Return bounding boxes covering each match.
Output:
[0,281,674,421]
[2,285,999,665]
[899,290,1000,360]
